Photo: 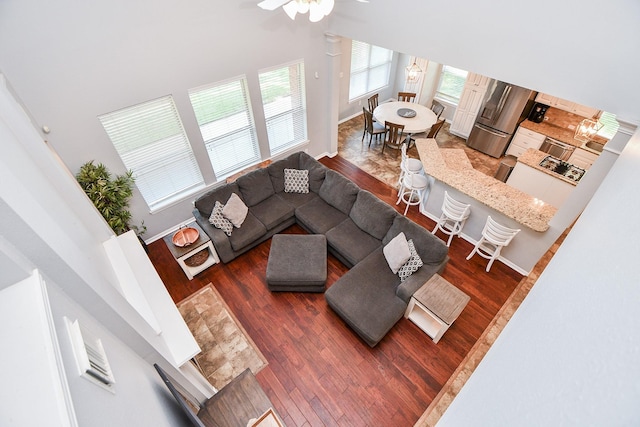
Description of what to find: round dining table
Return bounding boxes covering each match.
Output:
[373,101,438,148]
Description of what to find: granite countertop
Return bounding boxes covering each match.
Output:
[415,139,557,232]
[517,149,579,186]
[519,119,606,153]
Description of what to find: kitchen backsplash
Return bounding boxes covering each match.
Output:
[543,107,586,130]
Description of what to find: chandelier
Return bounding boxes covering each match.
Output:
[574,117,604,143]
[282,0,335,22]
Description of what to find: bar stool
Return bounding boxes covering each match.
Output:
[432,191,471,247]
[466,216,520,272]
[399,142,424,187]
[396,163,429,216]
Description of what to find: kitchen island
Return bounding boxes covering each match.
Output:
[415,138,560,274]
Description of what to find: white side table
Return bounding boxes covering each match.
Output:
[163,222,219,280]
[404,274,470,343]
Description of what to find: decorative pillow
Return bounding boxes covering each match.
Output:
[383,232,412,274]
[284,168,309,194]
[222,193,248,228]
[208,201,233,236]
[398,239,424,282]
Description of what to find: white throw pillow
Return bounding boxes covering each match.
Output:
[383,232,412,274]
[209,201,233,236]
[284,168,309,193]
[222,193,248,228]
[398,239,424,282]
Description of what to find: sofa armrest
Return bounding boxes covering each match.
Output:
[192,208,235,263]
[395,257,449,303]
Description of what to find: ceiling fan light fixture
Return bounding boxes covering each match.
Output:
[309,1,323,21]
[298,0,310,14]
[318,0,335,16]
[283,0,299,19]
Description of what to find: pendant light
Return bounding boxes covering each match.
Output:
[574,117,604,143]
[405,60,423,82]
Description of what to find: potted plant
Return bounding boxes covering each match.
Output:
[76,161,146,241]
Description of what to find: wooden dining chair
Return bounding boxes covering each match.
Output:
[382,121,405,154]
[367,93,379,113]
[426,119,446,139]
[431,100,445,118]
[397,92,417,103]
[362,107,386,147]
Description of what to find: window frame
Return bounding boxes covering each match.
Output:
[188,75,261,180]
[434,65,469,105]
[98,95,204,212]
[258,59,308,155]
[348,40,394,102]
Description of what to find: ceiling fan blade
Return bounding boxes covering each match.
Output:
[257,0,290,11]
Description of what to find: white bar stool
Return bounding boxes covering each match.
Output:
[432,191,471,247]
[396,165,429,216]
[466,216,520,272]
[398,143,424,187]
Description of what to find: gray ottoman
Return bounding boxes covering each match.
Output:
[266,234,327,292]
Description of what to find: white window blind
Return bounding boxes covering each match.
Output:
[99,96,204,210]
[258,61,308,154]
[349,40,393,101]
[189,77,260,179]
[435,65,469,104]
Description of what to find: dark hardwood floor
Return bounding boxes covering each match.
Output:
[147,155,523,426]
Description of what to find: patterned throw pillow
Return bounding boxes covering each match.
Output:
[208,201,233,236]
[284,168,309,194]
[398,239,424,282]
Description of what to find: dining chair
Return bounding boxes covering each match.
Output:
[431,100,445,118]
[466,216,520,272]
[426,119,446,139]
[361,107,386,147]
[367,93,379,114]
[397,92,417,103]
[382,121,405,154]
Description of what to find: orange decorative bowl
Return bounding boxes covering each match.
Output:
[172,227,199,247]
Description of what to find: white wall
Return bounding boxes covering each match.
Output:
[0,0,333,239]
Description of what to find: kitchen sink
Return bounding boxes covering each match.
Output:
[584,140,604,152]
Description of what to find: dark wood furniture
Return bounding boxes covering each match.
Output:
[382,121,406,153]
[198,369,281,427]
[397,91,417,103]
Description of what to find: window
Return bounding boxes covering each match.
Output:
[258,61,308,154]
[189,77,260,179]
[349,40,393,101]
[435,65,469,104]
[99,96,204,210]
[597,111,620,140]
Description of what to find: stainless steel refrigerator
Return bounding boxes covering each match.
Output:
[466,81,535,158]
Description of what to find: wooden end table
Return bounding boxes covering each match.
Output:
[163,222,219,280]
[404,274,470,343]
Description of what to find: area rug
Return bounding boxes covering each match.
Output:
[177,283,268,390]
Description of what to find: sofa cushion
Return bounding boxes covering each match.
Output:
[194,182,241,217]
[295,197,349,234]
[325,249,407,347]
[299,152,326,193]
[267,154,300,193]
[384,215,448,266]
[383,232,412,274]
[275,191,318,208]
[319,170,359,215]
[228,211,267,252]
[236,168,275,207]
[209,201,234,236]
[325,219,382,266]
[249,194,295,230]
[284,168,309,193]
[349,190,397,240]
[398,239,423,282]
[222,193,248,228]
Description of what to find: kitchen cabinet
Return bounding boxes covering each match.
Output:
[506,162,575,208]
[505,126,546,157]
[535,93,599,118]
[450,72,490,139]
[568,147,599,170]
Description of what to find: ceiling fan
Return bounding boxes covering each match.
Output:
[258,0,368,22]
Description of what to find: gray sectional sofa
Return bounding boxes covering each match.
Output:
[193,151,449,347]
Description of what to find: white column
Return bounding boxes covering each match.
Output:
[325,32,342,156]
